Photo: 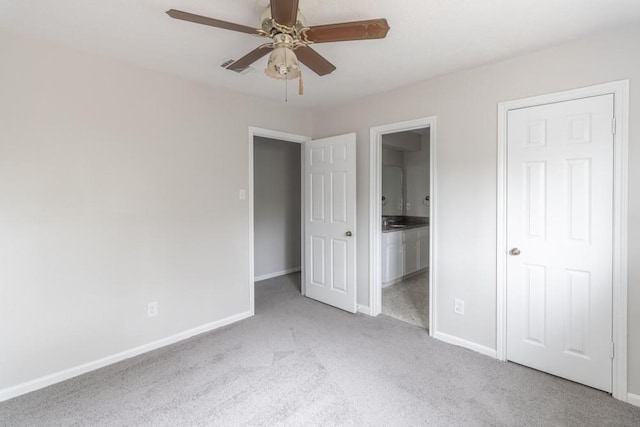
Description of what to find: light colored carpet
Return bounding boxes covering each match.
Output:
[382,270,428,329]
[2,273,639,426]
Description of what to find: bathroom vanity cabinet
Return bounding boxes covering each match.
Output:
[381,226,429,286]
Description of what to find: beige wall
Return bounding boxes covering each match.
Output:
[312,25,639,395]
[1,23,638,399]
[0,31,312,391]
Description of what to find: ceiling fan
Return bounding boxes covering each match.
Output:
[166,0,390,93]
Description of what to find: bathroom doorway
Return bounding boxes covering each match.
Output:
[369,117,436,334]
[380,128,430,328]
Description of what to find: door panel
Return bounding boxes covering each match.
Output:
[310,236,326,285]
[304,134,357,312]
[331,239,348,292]
[382,232,403,284]
[565,269,590,356]
[404,229,420,275]
[523,263,546,346]
[566,159,591,242]
[331,172,347,223]
[506,94,613,392]
[310,173,325,221]
[419,228,429,270]
[524,161,546,239]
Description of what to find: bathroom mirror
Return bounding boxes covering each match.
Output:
[382,165,403,216]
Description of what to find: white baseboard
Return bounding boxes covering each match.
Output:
[382,267,428,288]
[357,304,372,316]
[0,310,253,403]
[381,278,403,288]
[255,267,301,282]
[628,392,640,407]
[434,330,497,359]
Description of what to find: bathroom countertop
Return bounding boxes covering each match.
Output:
[382,223,429,233]
[382,216,429,233]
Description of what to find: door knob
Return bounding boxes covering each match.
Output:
[345,231,353,237]
[509,248,521,256]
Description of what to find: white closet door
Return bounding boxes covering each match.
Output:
[506,94,614,392]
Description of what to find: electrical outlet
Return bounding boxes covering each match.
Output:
[454,299,465,315]
[147,301,158,318]
[239,189,246,200]
[406,203,411,211]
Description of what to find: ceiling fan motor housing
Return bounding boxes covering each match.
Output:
[260,7,308,47]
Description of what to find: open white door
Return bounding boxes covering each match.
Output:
[304,133,357,313]
[506,95,614,392]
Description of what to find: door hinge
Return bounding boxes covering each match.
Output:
[611,342,615,359]
[612,117,617,135]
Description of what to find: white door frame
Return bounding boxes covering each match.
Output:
[248,127,310,315]
[496,80,629,401]
[369,116,437,336]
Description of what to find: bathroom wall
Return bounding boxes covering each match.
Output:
[404,132,430,217]
[381,131,430,217]
[382,131,421,151]
[382,148,404,167]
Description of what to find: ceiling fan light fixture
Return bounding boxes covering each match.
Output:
[265,46,301,80]
[166,5,390,91]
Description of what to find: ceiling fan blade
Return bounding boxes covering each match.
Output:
[295,47,336,76]
[166,9,259,35]
[302,19,390,43]
[226,47,273,72]
[270,0,299,27]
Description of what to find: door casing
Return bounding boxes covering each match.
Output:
[496,80,629,401]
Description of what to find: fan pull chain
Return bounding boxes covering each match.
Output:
[298,73,303,95]
[285,76,288,102]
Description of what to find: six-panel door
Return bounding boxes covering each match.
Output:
[304,134,357,313]
[506,95,614,392]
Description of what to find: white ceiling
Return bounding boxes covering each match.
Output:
[1,0,639,109]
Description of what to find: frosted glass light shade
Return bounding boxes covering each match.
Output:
[265,47,301,80]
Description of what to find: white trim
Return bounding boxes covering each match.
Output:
[299,147,306,296]
[434,331,498,359]
[429,121,438,336]
[248,127,310,313]
[369,117,437,338]
[496,80,629,401]
[357,304,372,315]
[382,267,429,288]
[627,393,640,408]
[0,310,252,402]
[255,267,301,282]
[496,97,508,362]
